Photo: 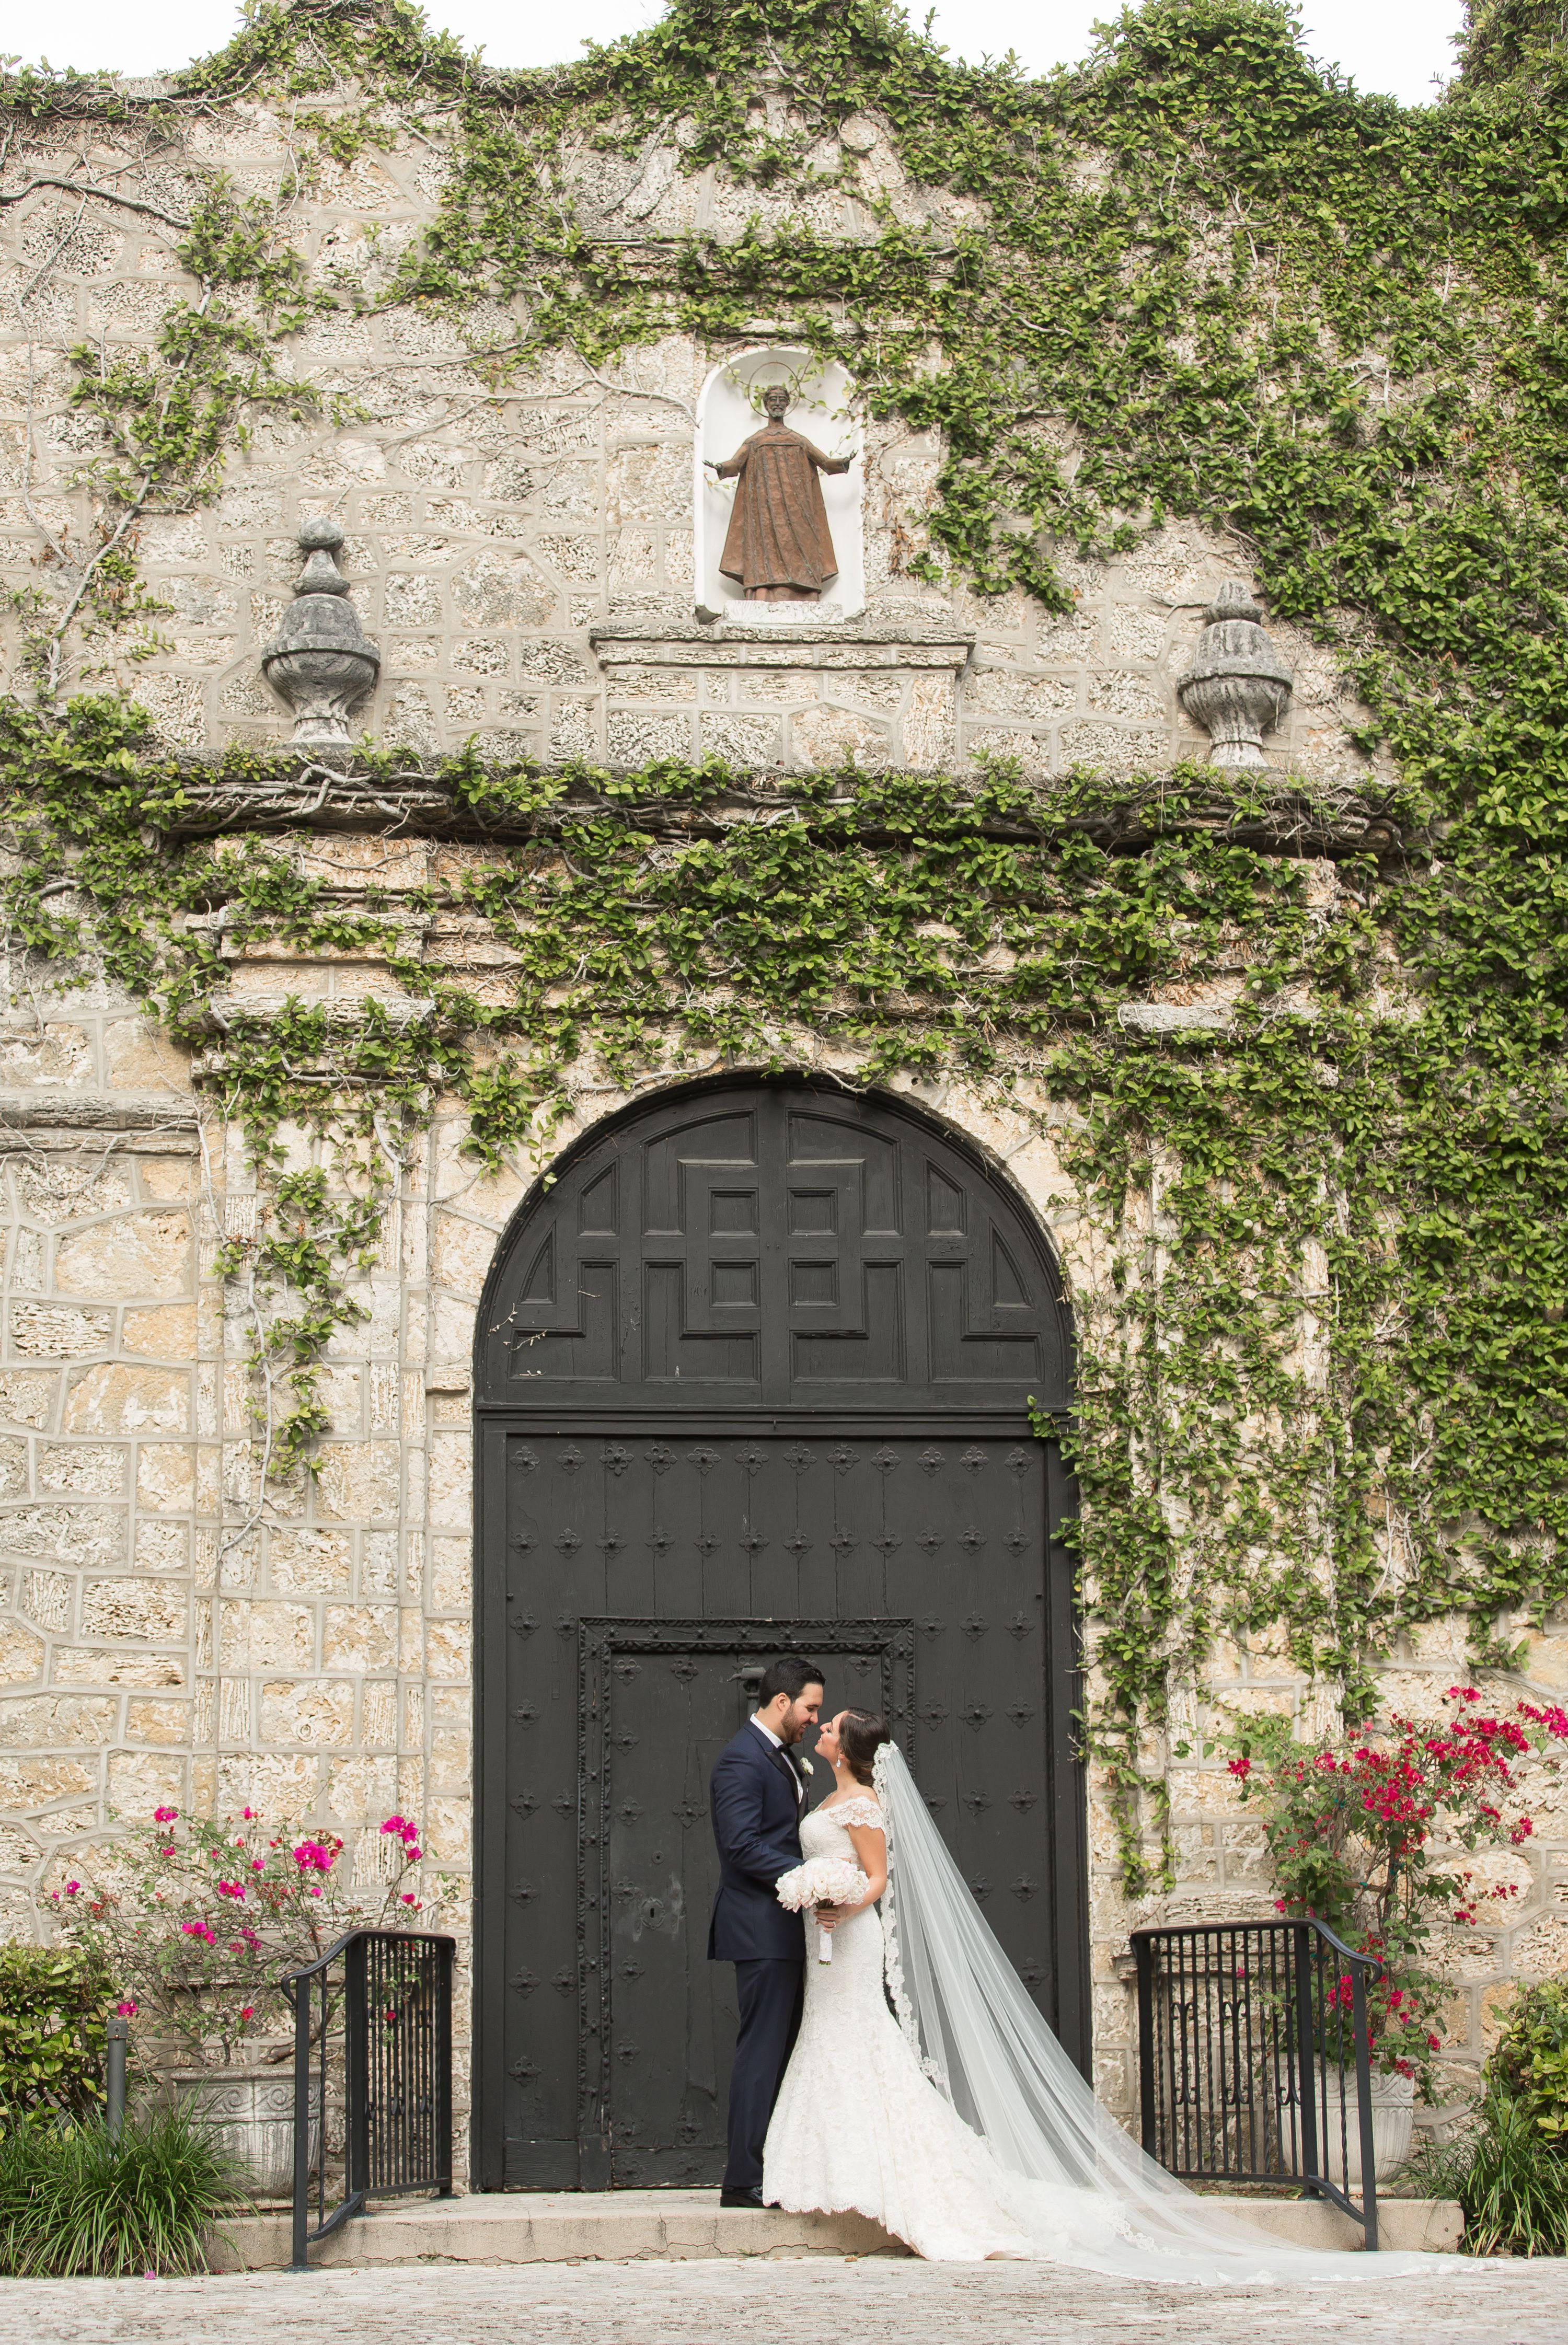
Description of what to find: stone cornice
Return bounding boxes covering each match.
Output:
[589,618,976,672]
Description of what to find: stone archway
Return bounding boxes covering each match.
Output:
[470,1076,1082,2190]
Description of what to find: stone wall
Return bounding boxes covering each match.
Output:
[1,100,1379,785]
[2,979,1565,2162]
[0,80,1559,2175]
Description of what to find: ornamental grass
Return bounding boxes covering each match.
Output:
[0,2105,245,2278]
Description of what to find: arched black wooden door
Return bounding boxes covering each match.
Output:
[472,1079,1083,2190]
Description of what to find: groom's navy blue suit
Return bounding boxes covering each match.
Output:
[708,1719,808,2194]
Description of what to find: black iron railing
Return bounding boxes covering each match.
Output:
[1131,1917,1385,2249]
[279,1928,455,2270]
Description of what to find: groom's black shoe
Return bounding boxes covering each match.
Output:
[720,2186,766,2209]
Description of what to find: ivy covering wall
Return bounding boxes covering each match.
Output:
[2,0,1566,1886]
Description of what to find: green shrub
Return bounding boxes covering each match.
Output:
[0,2106,245,2277]
[1491,1981,1568,2146]
[1413,2089,1568,2257]
[0,1945,117,2124]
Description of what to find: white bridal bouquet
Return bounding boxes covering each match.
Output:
[775,1856,869,1964]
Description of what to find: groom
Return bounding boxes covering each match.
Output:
[707,1655,825,2208]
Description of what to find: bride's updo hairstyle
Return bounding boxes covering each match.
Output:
[839,1709,892,1786]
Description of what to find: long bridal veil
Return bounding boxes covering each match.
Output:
[871,1742,1436,2283]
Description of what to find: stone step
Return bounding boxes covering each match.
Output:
[209,2188,1461,2270]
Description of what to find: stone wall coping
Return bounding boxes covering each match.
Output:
[589,619,976,672]
[0,1090,200,1151]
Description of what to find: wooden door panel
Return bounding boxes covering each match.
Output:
[474,1079,1082,2195]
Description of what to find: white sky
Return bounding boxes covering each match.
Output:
[20,1,1467,109]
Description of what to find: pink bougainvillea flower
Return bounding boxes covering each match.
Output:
[251,1858,265,1871]
[181,1920,217,1945]
[153,1806,178,1824]
[239,2006,254,2021]
[292,1839,336,1872]
[116,2000,139,2017]
[64,1880,80,1895]
[400,1892,418,1905]
[241,1807,256,1819]
[216,1879,246,1899]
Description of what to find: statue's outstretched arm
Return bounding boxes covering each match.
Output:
[801,437,853,475]
[711,447,748,478]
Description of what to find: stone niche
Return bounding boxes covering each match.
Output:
[696,348,863,621]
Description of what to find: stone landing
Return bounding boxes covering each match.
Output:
[208,2188,1461,2269]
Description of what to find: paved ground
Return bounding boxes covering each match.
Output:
[2,2256,1565,2345]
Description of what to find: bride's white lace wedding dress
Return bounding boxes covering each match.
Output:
[762,1765,1440,2281]
[764,1793,1047,2260]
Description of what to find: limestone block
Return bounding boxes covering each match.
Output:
[120,1303,198,1359]
[55,1212,192,1300]
[0,1694,117,1748]
[965,667,1076,720]
[315,1441,401,1523]
[54,1646,183,1688]
[106,1749,186,1812]
[215,1752,317,1816]
[453,551,556,627]
[219,1600,317,1672]
[136,1444,196,1513]
[1059,719,1166,768]
[424,1619,469,1680]
[1512,1915,1568,1977]
[37,1442,123,1497]
[79,1577,188,1642]
[13,1161,134,1223]
[124,1698,190,1746]
[322,1605,397,1671]
[19,1567,70,1630]
[452,636,511,676]
[789,704,885,769]
[132,1519,187,1576]
[261,1679,356,1746]
[64,1364,191,1435]
[433,1211,500,1299]
[3,1505,124,1567]
[426,1434,472,1533]
[101,1018,191,1090]
[0,1438,27,1496]
[0,1620,45,1683]
[430,1538,472,1613]
[962,723,1050,777]
[0,1754,95,1807]
[323,1751,399,1822]
[0,1371,57,1427]
[549,698,600,759]
[607,711,690,763]
[0,1021,94,1087]
[266,1529,351,1604]
[606,444,691,525]
[9,1302,111,1357]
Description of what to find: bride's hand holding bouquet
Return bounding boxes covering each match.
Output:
[775,1855,870,1963]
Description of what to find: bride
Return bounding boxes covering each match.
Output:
[762,1708,1436,2280]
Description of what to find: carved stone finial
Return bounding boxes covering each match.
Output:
[261,517,380,747]
[1176,580,1293,770]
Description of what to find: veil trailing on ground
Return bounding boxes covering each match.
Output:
[871,1742,1433,2283]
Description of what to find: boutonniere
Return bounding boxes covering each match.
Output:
[799,1754,814,1776]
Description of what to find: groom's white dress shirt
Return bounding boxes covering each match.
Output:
[751,1712,805,1804]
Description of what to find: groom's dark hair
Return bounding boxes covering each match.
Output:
[757,1656,824,1705]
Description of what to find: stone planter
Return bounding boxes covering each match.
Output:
[1318,2067,1415,2187]
[174,2066,319,2200]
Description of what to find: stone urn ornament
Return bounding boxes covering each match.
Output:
[1177,581,1293,770]
[262,516,379,746]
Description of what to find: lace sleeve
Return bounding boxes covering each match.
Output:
[833,1795,886,1833]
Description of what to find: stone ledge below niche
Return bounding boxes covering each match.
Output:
[589,618,974,672]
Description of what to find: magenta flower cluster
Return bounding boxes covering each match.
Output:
[380,1815,423,1862]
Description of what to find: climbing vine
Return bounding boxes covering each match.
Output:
[4,0,1568,1890]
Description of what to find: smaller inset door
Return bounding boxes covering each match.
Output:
[578,1619,914,2186]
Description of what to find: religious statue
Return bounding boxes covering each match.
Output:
[708,384,854,602]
